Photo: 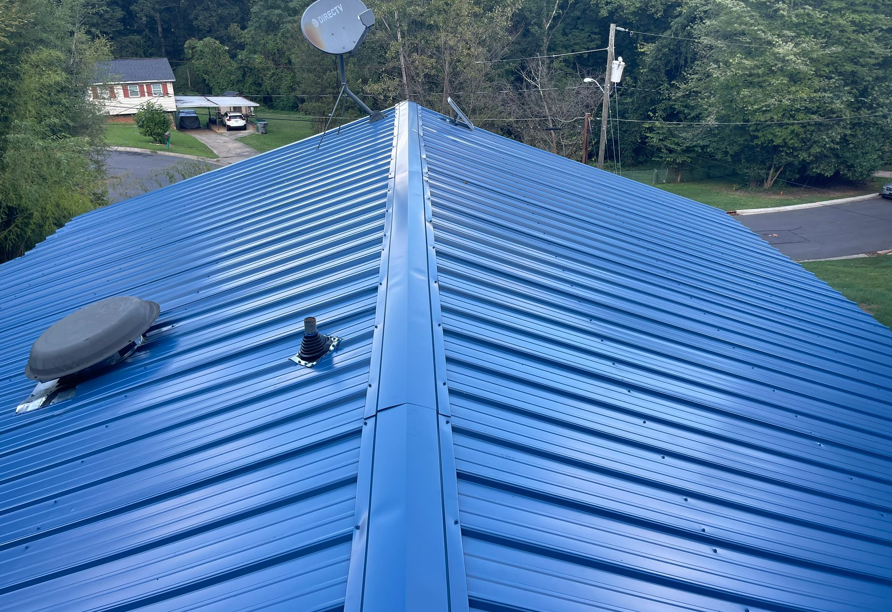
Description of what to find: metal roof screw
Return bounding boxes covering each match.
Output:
[712,548,718,553]
[454,519,459,525]
[355,525,360,530]
[701,528,706,532]
[684,497,689,502]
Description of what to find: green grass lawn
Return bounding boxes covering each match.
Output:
[105,123,217,159]
[240,110,318,153]
[655,177,885,211]
[803,255,892,329]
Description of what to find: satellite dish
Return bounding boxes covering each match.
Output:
[300,0,384,142]
[301,0,376,56]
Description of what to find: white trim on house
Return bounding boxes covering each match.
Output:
[90,81,177,116]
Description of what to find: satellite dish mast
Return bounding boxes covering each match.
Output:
[301,0,384,147]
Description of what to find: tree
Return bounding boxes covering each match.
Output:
[501,58,601,157]
[648,0,892,187]
[0,0,109,262]
[135,101,171,143]
[184,37,242,95]
[646,121,703,182]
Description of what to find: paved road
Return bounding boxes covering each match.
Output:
[106,151,219,203]
[737,195,892,261]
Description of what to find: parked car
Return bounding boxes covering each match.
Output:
[222,112,247,131]
[177,109,201,130]
[882,181,892,199]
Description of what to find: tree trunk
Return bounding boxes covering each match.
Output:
[764,163,785,189]
[155,12,166,57]
[442,39,450,111]
[395,12,409,100]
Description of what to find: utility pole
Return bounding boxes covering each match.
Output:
[582,112,591,164]
[597,23,616,170]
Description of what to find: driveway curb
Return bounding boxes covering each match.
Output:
[799,249,892,263]
[729,193,880,216]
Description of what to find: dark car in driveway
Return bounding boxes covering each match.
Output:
[177,109,201,130]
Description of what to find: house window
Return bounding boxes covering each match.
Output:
[91,87,99,100]
[128,85,140,98]
[151,84,163,96]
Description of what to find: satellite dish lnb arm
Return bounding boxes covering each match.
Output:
[353,9,375,55]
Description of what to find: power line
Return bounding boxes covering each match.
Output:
[233,82,605,100]
[475,47,609,64]
[618,27,773,49]
[610,111,892,126]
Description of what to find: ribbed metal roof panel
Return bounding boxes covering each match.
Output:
[419,107,892,611]
[0,113,395,611]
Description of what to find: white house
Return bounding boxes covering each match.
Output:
[91,58,177,117]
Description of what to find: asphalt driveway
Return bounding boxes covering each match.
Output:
[736,196,892,261]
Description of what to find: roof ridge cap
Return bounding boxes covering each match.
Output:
[344,100,469,612]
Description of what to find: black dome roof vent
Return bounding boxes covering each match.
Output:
[26,296,160,382]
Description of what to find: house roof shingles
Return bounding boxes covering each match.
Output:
[94,58,175,84]
[0,101,890,611]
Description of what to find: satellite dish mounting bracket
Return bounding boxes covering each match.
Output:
[317,54,384,150]
[301,0,385,149]
[338,54,384,123]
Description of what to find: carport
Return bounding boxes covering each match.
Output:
[174,95,259,131]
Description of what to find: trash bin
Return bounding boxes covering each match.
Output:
[255,120,268,134]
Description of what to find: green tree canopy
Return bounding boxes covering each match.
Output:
[0,0,109,262]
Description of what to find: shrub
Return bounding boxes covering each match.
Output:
[135,101,170,144]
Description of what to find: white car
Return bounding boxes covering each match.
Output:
[223,112,247,131]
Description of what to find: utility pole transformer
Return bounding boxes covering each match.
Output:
[597,23,616,170]
[582,112,591,165]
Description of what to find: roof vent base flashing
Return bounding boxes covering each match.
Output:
[290,317,340,367]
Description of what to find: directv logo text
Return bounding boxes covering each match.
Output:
[314,4,344,26]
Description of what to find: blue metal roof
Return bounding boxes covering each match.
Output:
[418,106,892,612]
[1,101,891,611]
[0,113,395,610]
